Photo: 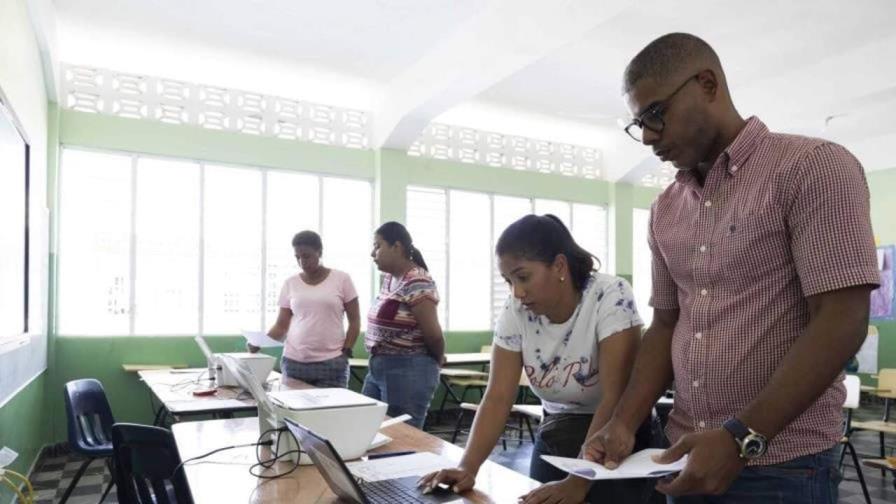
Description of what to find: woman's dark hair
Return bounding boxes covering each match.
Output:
[375,221,428,271]
[495,214,599,292]
[291,230,322,253]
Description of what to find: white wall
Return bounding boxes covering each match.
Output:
[0,0,50,406]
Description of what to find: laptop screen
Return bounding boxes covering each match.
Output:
[194,335,214,362]
[284,419,366,504]
[217,355,275,417]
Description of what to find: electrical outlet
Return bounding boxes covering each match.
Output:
[0,447,17,468]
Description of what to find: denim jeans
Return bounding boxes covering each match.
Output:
[280,355,349,388]
[529,412,658,503]
[666,446,841,504]
[361,353,440,429]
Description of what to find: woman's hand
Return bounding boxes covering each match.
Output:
[518,476,591,504]
[417,467,476,494]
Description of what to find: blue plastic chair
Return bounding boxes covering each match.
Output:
[62,378,116,503]
[111,423,194,504]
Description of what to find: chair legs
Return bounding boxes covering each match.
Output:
[451,409,467,444]
[843,441,872,504]
[98,458,116,503]
[58,457,94,504]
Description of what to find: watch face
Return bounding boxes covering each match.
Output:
[743,435,767,459]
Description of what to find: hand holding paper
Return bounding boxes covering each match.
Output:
[242,330,283,348]
[541,449,687,480]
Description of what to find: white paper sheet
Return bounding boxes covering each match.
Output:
[540,449,687,480]
[242,330,283,348]
[857,326,879,374]
[345,452,455,482]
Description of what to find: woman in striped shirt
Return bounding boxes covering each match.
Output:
[362,221,446,429]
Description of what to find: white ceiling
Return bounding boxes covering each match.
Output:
[48,0,896,182]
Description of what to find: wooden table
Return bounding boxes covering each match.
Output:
[172,376,539,503]
[138,368,279,426]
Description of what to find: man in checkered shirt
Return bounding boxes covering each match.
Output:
[583,33,879,503]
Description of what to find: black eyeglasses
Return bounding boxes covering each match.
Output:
[623,74,700,143]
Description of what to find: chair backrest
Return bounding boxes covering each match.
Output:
[843,374,861,410]
[63,379,116,455]
[878,369,896,397]
[112,423,194,504]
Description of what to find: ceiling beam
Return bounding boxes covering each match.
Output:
[372,0,631,150]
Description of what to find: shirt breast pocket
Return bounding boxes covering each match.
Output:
[721,215,789,280]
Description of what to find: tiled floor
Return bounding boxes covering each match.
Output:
[24,403,896,503]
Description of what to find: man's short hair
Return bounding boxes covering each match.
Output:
[623,33,722,93]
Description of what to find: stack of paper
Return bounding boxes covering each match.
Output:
[541,449,687,480]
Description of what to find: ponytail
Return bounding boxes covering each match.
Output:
[375,221,429,271]
[495,214,600,292]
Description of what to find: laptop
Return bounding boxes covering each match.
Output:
[284,419,470,504]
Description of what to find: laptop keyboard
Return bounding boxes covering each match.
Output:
[359,479,429,504]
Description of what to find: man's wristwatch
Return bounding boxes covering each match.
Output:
[722,418,768,460]
[342,347,353,358]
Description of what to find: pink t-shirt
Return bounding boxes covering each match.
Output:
[278,269,358,363]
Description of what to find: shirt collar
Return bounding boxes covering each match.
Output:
[673,116,768,189]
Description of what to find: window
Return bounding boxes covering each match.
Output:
[406,187,608,330]
[405,187,447,324]
[0,102,29,342]
[321,177,374,328]
[134,158,200,334]
[203,165,263,334]
[632,208,652,327]
[448,191,490,330]
[58,150,132,334]
[57,148,374,335]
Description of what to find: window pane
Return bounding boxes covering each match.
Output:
[534,198,571,227]
[406,186,447,326]
[203,165,263,334]
[134,158,200,334]
[449,191,491,330]
[491,195,532,326]
[58,149,132,334]
[265,171,320,329]
[632,208,653,327]
[321,177,372,329]
[572,203,609,272]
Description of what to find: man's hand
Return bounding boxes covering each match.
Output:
[653,429,746,496]
[580,419,636,469]
[518,476,590,504]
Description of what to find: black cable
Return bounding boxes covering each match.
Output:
[249,426,302,480]
[171,440,273,478]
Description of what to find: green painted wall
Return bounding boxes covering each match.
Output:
[0,374,47,502]
[866,168,896,382]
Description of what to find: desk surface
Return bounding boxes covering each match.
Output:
[138,368,278,415]
[350,352,491,368]
[172,376,538,503]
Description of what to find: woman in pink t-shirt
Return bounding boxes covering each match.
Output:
[247,230,360,388]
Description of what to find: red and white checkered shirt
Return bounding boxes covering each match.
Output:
[649,117,879,465]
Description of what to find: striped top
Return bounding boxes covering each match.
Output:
[365,266,440,356]
[650,117,878,465]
